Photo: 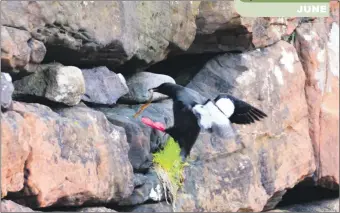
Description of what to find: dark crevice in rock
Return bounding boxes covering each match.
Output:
[2,67,37,82]
[21,191,120,211]
[114,45,242,83]
[1,102,14,113]
[42,45,85,67]
[275,177,339,208]
[1,24,27,31]
[82,101,117,109]
[33,203,118,212]
[42,42,128,71]
[187,24,254,54]
[145,52,225,86]
[298,17,317,24]
[116,96,170,106]
[34,206,82,212]
[47,193,102,209]
[317,176,340,190]
[5,192,39,210]
[109,200,164,212]
[114,56,150,76]
[12,94,73,109]
[41,35,186,75]
[114,42,185,76]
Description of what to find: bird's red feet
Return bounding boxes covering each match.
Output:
[141,117,166,132]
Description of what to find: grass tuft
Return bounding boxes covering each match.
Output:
[152,137,187,208]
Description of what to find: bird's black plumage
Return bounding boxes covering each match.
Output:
[152,83,206,159]
[150,83,267,161]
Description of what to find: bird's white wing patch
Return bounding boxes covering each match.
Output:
[192,104,212,129]
[192,101,231,128]
[192,101,235,138]
[215,98,235,118]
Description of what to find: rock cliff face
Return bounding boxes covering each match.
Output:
[1,1,199,71]
[295,19,339,190]
[175,41,316,212]
[1,1,339,212]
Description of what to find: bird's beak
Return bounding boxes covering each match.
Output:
[149,88,158,92]
[133,89,154,118]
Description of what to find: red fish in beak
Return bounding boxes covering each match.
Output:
[141,117,166,132]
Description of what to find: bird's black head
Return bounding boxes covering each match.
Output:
[149,82,182,98]
[134,83,183,118]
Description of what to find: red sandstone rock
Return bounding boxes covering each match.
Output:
[295,18,339,189]
[1,102,134,208]
[243,17,299,48]
[1,112,30,197]
[1,26,46,70]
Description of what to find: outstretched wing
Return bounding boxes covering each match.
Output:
[214,94,267,124]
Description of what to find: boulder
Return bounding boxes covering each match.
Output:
[1,1,199,71]
[1,200,36,212]
[119,170,165,206]
[131,202,173,212]
[187,1,299,53]
[318,21,339,190]
[295,19,339,189]
[1,102,134,208]
[81,66,129,105]
[1,26,46,71]
[1,1,302,71]
[13,63,85,106]
[173,41,316,212]
[195,1,236,35]
[1,72,15,110]
[97,100,173,171]
[120,72,175,104]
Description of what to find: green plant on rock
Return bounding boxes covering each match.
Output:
[282,30,296,44]
[152,136,187,208]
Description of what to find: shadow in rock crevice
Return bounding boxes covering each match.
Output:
[273,177,339,210]
[12,94,73,110]
[145,52,226,86]
[42,41,128,72]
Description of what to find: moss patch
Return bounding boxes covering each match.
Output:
[152,137,187,207]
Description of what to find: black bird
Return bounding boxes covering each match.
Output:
[137,82,267,161]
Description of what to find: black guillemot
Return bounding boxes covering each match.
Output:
[136,82,267,161]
